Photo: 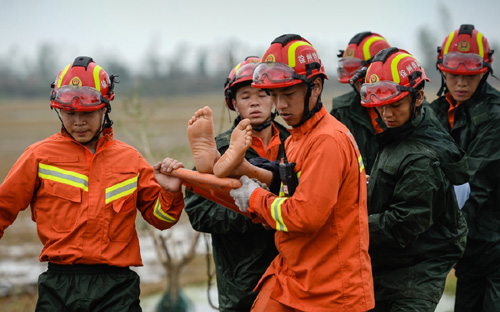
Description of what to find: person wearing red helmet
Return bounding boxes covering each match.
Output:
[227,34,374,312]
[184,56,289,311]
[0,56,185,311]
[361,47,468,311]
[331,32,390,175]
[430,24,500,312]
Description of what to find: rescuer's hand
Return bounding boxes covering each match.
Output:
[230,175,267,212]
[154,157,184,192]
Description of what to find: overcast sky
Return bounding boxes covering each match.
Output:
[1,0,499,75]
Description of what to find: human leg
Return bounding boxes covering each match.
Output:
[36,271,69,312]
[482,266,500,312]
[454,264,487,312]
[388,298,437,312]
[213,119,274,186]
[213,118,252,178]
[187,106,220,173]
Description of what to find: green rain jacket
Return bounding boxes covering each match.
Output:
[184,119,289,312]
[430,82,500,271]
[368,107,469,303]
[331,90,378,175]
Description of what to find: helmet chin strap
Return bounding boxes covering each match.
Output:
[410,94,422,121]
[252,120,272,132]
[293,81,322,128]
[85,110,112,145]
[234,115,273,132]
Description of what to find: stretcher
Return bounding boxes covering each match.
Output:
[164,168,251,218]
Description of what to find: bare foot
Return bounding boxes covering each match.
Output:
[213,118,252,178]
[187,106,220,173]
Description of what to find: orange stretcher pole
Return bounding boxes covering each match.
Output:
[163,168,251,218]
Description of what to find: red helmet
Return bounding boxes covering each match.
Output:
[224,56,261,110]
[361,48,430,107]
[437,24,493,75]
[50,56,116,111]
[252,34,328,89]
[337,32,390,83]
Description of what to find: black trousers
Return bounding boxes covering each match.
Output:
[369,298,437,312]
[455,262,500,312]
[36,263,141,312]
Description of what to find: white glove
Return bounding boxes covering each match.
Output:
[230,175,268,212]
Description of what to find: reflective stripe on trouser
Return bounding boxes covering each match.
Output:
[35,264,141,312]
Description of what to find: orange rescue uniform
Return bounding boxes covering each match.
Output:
[250,122,284,160]
[248,107,374,312]
[0,128,184,267]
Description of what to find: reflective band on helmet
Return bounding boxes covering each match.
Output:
[93,65,103,91]
[390,53,413,84]
[54,86,104,107]
[443,31,455,55]
[442,52,484,71]
[288,41,312,68]
[253,62,307,85]
[360,81,406,104]
[56,64,71,89]
[476,32,484,58]
[363,37,387,61]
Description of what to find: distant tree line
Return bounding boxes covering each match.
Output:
[0,41,237,98]
[1,17,499,99]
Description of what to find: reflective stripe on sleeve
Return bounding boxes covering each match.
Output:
[38,163,88,191]
[358,155,365,173]
[105,174,139,204]
[271,197,288,232]
[153,198,176,223]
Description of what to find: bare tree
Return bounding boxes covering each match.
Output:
[119,91,201,311]
[437,2,453,37]
[416,26,439,85]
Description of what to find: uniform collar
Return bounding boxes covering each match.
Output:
[289,106,327,140]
